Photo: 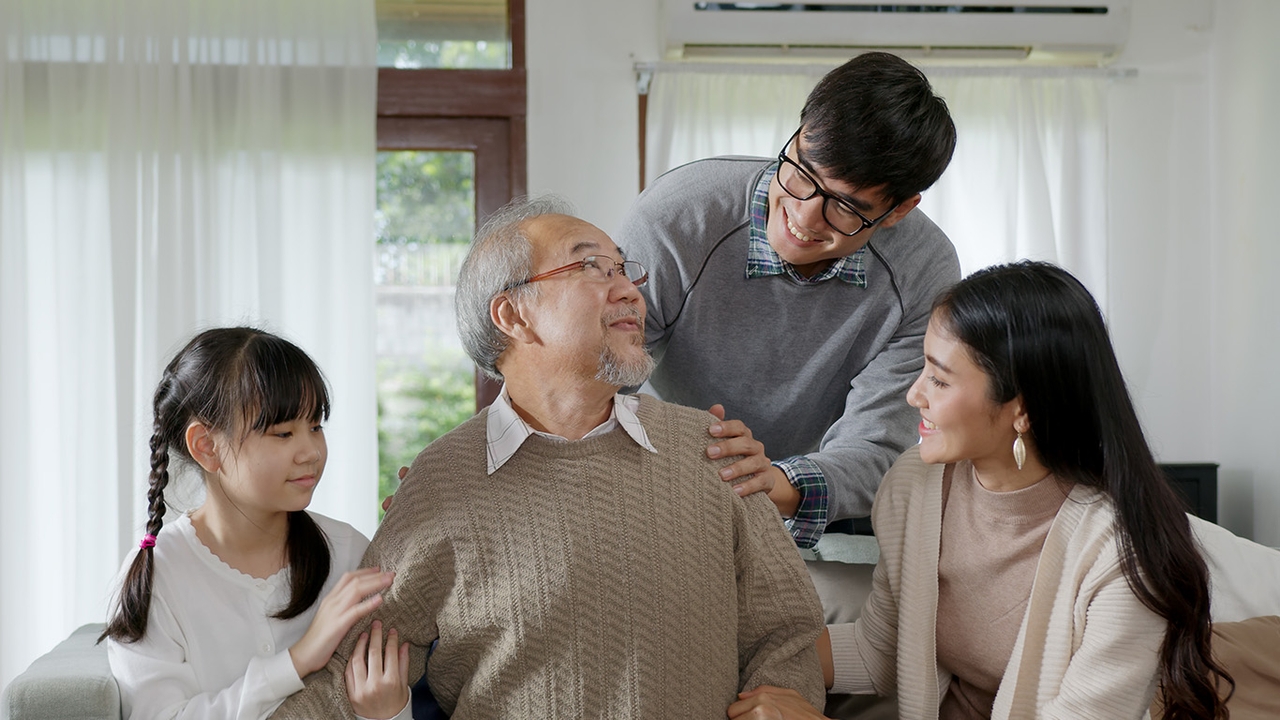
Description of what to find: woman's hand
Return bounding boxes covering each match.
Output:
[706,404,772,493]
[727,686,830,719]
[345,620,410,720]
[289,567,395,677]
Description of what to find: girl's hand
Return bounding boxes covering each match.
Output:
[289,567,395,677]
[345,620,411,719]
[727,686,830,719]
[381,466,409,512]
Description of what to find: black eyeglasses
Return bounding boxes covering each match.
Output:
[503,255,649,292]
[776,129,898,237]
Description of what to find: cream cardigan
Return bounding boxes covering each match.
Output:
[828,447,1166,720]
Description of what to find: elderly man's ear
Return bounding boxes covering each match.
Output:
[491,294,537,344]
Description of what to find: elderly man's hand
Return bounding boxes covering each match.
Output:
[727,686,830,719]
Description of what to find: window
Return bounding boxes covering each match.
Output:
[373,0,525,510]
[376,0,510,69]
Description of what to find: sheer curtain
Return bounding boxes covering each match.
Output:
[0,0,377,687]
[642,63,1110,309]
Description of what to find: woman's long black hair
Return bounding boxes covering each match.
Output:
[933,261,1230,719]
[101,327,332,644]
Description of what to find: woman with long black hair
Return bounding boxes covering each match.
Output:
[730,261,1230,720]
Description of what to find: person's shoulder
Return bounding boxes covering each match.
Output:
[629,157,771,220]
[873,446,943,517]
[396,409,489,498]
[650,155,772,188]
[632,394,734,470]
[305,511,369,549]
[138,514,211,598]
[1060,483,1118,537]
[881,445,933,490]
[633,393,716,433]
[304,511,370,574]
[878,205,950,247]
[146,512,196,566]
[868,208,960,288]
[413,409,487,458]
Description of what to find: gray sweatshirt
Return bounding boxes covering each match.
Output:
[616,157,960,542]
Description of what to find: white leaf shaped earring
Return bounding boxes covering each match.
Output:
[1013,431,1027,471]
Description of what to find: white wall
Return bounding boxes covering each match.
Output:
[526,0,1280,544]
[1107,5,1216,474]
[1209,0,1280,545]
[525,0,658,232]
[1108,0,1280,544]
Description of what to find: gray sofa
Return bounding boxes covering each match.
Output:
[1,624,119,720]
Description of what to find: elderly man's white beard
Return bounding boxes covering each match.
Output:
[595,343,655,387]
[594,308,655,387]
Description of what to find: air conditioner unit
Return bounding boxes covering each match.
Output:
[662,1,1132,64]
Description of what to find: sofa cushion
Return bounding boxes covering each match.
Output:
[1,623,119,720]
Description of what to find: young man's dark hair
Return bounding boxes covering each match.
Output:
[801,51,957,206]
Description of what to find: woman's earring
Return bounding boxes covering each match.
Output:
[1013,432,1026,471]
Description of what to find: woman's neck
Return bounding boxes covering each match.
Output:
[970,455,1051,493]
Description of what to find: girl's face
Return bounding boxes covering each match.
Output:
[906,316,1022,469]
[215,416,327,517]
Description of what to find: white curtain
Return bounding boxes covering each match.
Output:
[643,64,1110,309]
[0,0,377,687]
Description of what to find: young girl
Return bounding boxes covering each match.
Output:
[102,327,410,720]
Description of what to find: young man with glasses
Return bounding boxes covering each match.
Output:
[616,52,960,560]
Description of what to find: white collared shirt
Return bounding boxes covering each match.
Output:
[486,384,658,474]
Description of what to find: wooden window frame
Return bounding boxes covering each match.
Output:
[376,0,526,410]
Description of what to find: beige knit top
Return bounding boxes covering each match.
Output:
[272,394,825,719]
[935,461,1071,719]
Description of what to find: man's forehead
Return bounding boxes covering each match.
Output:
[524,214,621,259]
[794,131,892,212]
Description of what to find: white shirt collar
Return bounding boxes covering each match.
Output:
[485,383,658,474]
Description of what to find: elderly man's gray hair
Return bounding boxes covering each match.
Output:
[456,194,577,378]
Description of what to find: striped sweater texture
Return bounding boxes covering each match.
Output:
[273,394,824,719]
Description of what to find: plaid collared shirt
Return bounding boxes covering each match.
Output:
[745,164,861,548]
[745,164,868,287]
[773,456,829,549]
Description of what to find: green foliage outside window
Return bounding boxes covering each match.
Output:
[377,355,475,521]
[376,151,474,247]
[375,149,478,520]
[376,40,508,70]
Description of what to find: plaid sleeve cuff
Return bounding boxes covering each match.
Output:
[773,455,829,549]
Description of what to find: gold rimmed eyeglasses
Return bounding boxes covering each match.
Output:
[503,255,649,292]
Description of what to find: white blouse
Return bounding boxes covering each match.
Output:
[107,511,368,720]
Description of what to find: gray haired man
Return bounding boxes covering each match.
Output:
[273,196,825,719]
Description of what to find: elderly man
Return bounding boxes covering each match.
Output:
[273,196,825,719]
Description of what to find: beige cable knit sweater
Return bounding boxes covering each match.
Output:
[273,394,824,719]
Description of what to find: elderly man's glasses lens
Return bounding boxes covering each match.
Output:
[504,256,649,292]
[776,130,898,237]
